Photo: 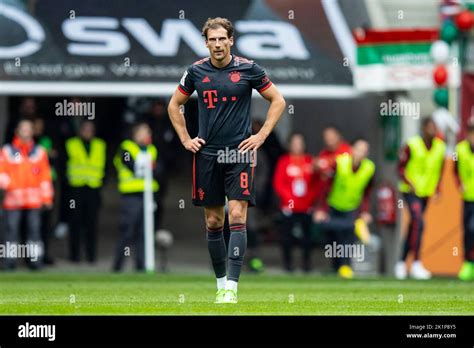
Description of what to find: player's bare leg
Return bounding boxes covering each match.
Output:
[223,200,248,303]
[204,206,227,303]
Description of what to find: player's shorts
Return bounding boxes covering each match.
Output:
[192,151,256,207]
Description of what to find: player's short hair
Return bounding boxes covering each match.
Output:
[201,17,234,40]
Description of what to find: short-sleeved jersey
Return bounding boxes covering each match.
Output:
[178,55,272,155]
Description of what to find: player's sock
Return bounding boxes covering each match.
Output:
[207,226,227,282]
[227,223,247,287]
[217,276,227,290]
[225,280,238,292]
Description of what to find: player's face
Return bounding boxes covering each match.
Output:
[352,140,369,162]
[206,27,233,62]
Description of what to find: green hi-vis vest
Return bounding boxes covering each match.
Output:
[114,140,159,194]
[66,137,106,189]
[399,136,446,197]
[327,154,375,212]
[455,140,474,202]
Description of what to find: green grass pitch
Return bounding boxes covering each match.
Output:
[0,272,472,315]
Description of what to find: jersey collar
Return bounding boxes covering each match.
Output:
[209,54,234,70]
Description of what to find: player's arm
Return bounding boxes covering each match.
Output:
[168,89,205,153]
[238,84,286,153]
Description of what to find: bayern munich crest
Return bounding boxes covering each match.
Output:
[229,71,241,83]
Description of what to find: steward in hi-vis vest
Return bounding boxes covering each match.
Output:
[315,138,375,280]
[398,135,445,198]
[114,139,158,194]
[66,137,106,189]
[112,122,159,272]
[395,118,446,280]
[454,123,474,281]
[65,121,106,264]
[327,153,375,212]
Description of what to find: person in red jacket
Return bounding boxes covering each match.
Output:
[313,126,352,201]
[0,119,54,270]
[315,127,352,174]
[273,133,318,272]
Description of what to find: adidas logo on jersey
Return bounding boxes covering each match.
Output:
[202,76,210,83]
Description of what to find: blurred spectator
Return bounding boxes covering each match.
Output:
[454,123,474,281]
[395,118,446,280]
[65,120,106,263]
[0,119,54,270]
[18,97,37,119]
[5,97,39,143]
[273,133,318,272]
[314,138,375,279]
[315,126,352,178]
[33,117,58,265]
[252,119,284,211]
[312,126,353,241]
[112,123,159,272]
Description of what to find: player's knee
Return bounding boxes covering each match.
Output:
[206,215,224,229]
[229,210,245,224]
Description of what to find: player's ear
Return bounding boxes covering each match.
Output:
[229,36,234,47]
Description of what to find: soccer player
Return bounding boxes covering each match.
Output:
[395,118,446,280]
[453,123,474,281]
[168,17,286,303]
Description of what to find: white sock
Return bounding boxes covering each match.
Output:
[217,276,227,290]
[225,280,238,292]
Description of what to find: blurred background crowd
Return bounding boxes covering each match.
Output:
[1,0,474,280]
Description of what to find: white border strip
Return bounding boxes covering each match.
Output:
[321,0,356,70]
[0,82,361,99]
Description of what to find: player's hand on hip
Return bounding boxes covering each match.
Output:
[238,133,265,153]
[183,137,205,153]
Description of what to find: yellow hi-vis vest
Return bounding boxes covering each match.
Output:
[327,153,375,212]
[455,140,474,202]
[114,140,159,194]
[66,137,106,189]
[399,136,446,197]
